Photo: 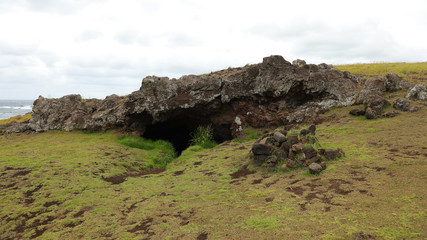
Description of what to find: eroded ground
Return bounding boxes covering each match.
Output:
[1,96,426,239]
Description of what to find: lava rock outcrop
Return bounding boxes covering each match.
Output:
[28,55,361,137]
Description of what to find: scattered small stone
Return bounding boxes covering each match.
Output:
[273,131,286,144]
[323,148,342,160]
[320,162,327,170]
[393,98,410,111]
[364,108,376,119]
[280,164,287,171]
[408,106,420,112]
[291,143,303,152]
[253,154,269,166]
[286,160,296,168]
[382,111,400,118]
[251,126,343,175]
[405,84,427,100]
[275,149,288,160]
[287,134,299,145]
[266,155,278,168]
[308,124,316,134]
[281,141,292,152]
[303,145,317,159]
[309,163,323,174]
[252,143,274,155]
[299,129,310,136]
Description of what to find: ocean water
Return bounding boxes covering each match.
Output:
[0,100,34,120]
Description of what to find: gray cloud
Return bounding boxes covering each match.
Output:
[114,31,151,46]
[76,30,103,42]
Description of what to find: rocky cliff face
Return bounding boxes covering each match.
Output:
[28,55,361,140]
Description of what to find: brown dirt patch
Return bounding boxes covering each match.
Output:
[328,179,353,195]
[352,231,377,239]
[352,177,366,181]
[173,170,185,176]
[286,186,305,196]
[197,232,209,240]
[24,184,43,197]
[43,200,61,207]
[128,217,154,237]
[194,161,202,166]
[229,165,255,179]
[265,179,279,187]
[123,198,148,215]
[12,170,31,177]
[252,179,263,184]
[174,209,195,226]
[290,179,302,185]
[102,168,165,184]
[265,197,274,202]
[73,206,93,218]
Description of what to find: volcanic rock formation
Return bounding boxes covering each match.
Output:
[28,56,360,144]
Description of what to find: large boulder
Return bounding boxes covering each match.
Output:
[363,94,390,119]
[393,98,410,111]
[385,72,402,92]
[357,77,386,103]
[405,85,427,101]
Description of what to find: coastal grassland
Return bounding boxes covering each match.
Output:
[1,96,426,239]
[335,62,427,85]
[0,113,31,125]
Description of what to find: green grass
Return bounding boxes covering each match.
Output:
[190,125,217,148]
[0,113,32,125]
[335,62,427,85]
[116,135,175,169]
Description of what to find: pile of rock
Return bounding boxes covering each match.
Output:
[250,125,344,174]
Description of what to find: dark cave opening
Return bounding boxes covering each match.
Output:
[142,115,233,156]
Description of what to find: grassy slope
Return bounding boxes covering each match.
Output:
[335,62,427,85]
[1,64,426,240]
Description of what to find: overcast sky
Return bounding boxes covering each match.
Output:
[1,0,426,100]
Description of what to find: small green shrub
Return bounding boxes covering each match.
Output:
[117,135,175,168]
[234,129,260,143]
[190,125,217,148]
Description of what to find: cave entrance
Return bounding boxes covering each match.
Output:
[142,115,233,156]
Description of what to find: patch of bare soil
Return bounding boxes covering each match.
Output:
[251,179,263,184]
[264,179,279,187]
[328,179,353,195]
[286,186,305,196]
[128,217,155,238]
[352,231,377,239]
[102,168,165,184]
[197,232,209,240]
[174,209,195,226]
[122,198,148,216]
[73,206,93,218]
[43,200,61,207]
[173,170,185,176]
[229,165,255,179]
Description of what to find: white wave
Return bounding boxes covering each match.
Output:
[0,105,32,110]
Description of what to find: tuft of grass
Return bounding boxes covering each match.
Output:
[234,129,260,143]
[190,125,217,148]
[117,135,175,168]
